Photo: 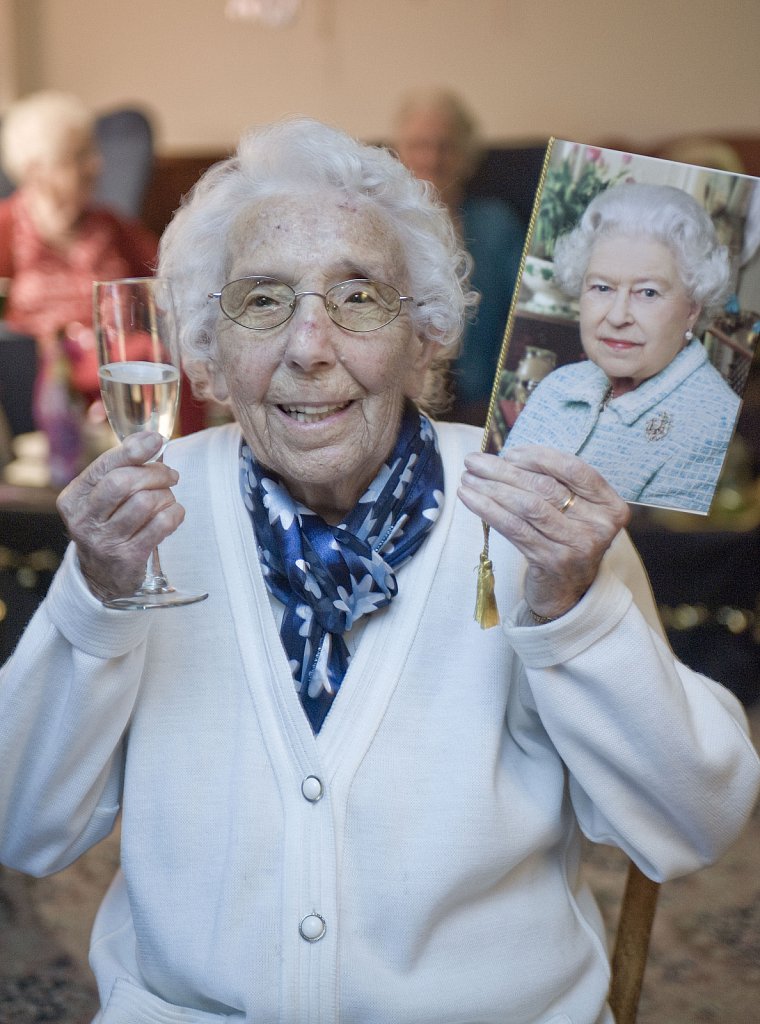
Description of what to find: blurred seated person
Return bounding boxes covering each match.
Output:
[392,88,524,425]
[0,91,158,407]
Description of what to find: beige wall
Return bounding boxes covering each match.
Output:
[5,0,759,153]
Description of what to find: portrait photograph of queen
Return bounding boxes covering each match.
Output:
[494,141,760,515]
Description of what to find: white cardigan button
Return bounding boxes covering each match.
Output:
[301,775,324,802]
[299,913,326,942]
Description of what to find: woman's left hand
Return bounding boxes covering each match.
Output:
[458,444,630,621]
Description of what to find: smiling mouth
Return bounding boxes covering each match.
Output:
[279,401,352,423]
[600,338,641,350]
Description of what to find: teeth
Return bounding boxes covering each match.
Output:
[281,402,348,422]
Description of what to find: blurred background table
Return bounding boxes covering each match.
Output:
[0,482,67,664]
[629,502,760,708]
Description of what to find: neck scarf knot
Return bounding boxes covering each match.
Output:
[240,403,444,732]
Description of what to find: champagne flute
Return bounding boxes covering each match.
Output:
[93,277,208,610]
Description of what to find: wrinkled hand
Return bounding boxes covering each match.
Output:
[56,432,185,602]
[458,444,630,620]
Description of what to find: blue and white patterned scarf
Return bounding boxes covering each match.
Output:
[239,403,444,732]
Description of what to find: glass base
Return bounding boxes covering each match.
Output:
[103,588,209,611]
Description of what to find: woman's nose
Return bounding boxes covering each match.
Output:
[605,289,634,325]
[283,295,338,371]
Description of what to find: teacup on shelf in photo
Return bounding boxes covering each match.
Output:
[518,256,579,319]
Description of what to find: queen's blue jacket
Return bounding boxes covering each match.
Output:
[505,340,741,514]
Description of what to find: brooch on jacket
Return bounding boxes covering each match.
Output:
[644,410,673,441]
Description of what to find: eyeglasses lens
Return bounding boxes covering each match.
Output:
[220,279,293,329]
[327,281,401,331]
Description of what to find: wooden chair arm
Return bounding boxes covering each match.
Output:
[609,861,660,1024]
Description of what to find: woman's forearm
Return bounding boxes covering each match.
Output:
[0,548,149,874]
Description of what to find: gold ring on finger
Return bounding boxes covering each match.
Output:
[558,492,576,514]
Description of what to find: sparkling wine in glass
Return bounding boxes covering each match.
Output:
[93,277,208,610]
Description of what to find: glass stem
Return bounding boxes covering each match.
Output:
[142,546,172,594]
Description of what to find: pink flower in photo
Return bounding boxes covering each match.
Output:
[622,153,633,164]
[585,147,602,162]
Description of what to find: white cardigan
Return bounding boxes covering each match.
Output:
[1,421,758,1024]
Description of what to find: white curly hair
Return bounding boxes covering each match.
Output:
[0,90,94,183]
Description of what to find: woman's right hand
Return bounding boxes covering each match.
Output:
[56,431,185,602]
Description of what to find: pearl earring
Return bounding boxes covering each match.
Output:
[685,329,694,341]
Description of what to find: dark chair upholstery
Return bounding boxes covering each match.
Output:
[0,496,67,665]
[0,163,12,200]
[629,519,760,706]
[0,328,37,437]
[466,144,547,231]
[93,107,154,219]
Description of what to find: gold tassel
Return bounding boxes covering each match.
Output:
[474,525,500,629]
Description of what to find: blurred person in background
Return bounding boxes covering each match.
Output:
[393,88,524,424]
[0,91,157,407]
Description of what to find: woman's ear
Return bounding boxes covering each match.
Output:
[209,365,230,403]
[404,336,442,400]
[687,302,702,334]
[195,358,229,403]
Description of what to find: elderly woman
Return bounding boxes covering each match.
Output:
[0,119,757,1024]
[505,183,740,514]
[0,90,157,402]
[393,88,524,424]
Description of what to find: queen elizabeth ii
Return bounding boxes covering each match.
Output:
[0,121,757,1023]
[506,183,741,514]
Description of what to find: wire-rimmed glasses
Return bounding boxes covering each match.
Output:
[208,277,415,333]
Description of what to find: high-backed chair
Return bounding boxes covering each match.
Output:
[0,328,37,437]
[466,143,546,233]
[92,107,154,219]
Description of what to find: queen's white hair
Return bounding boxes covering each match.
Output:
[553,182,731,308]
[158,117,475,415]
[0,91,94,183]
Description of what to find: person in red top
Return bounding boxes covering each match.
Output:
[0,91,158,404]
